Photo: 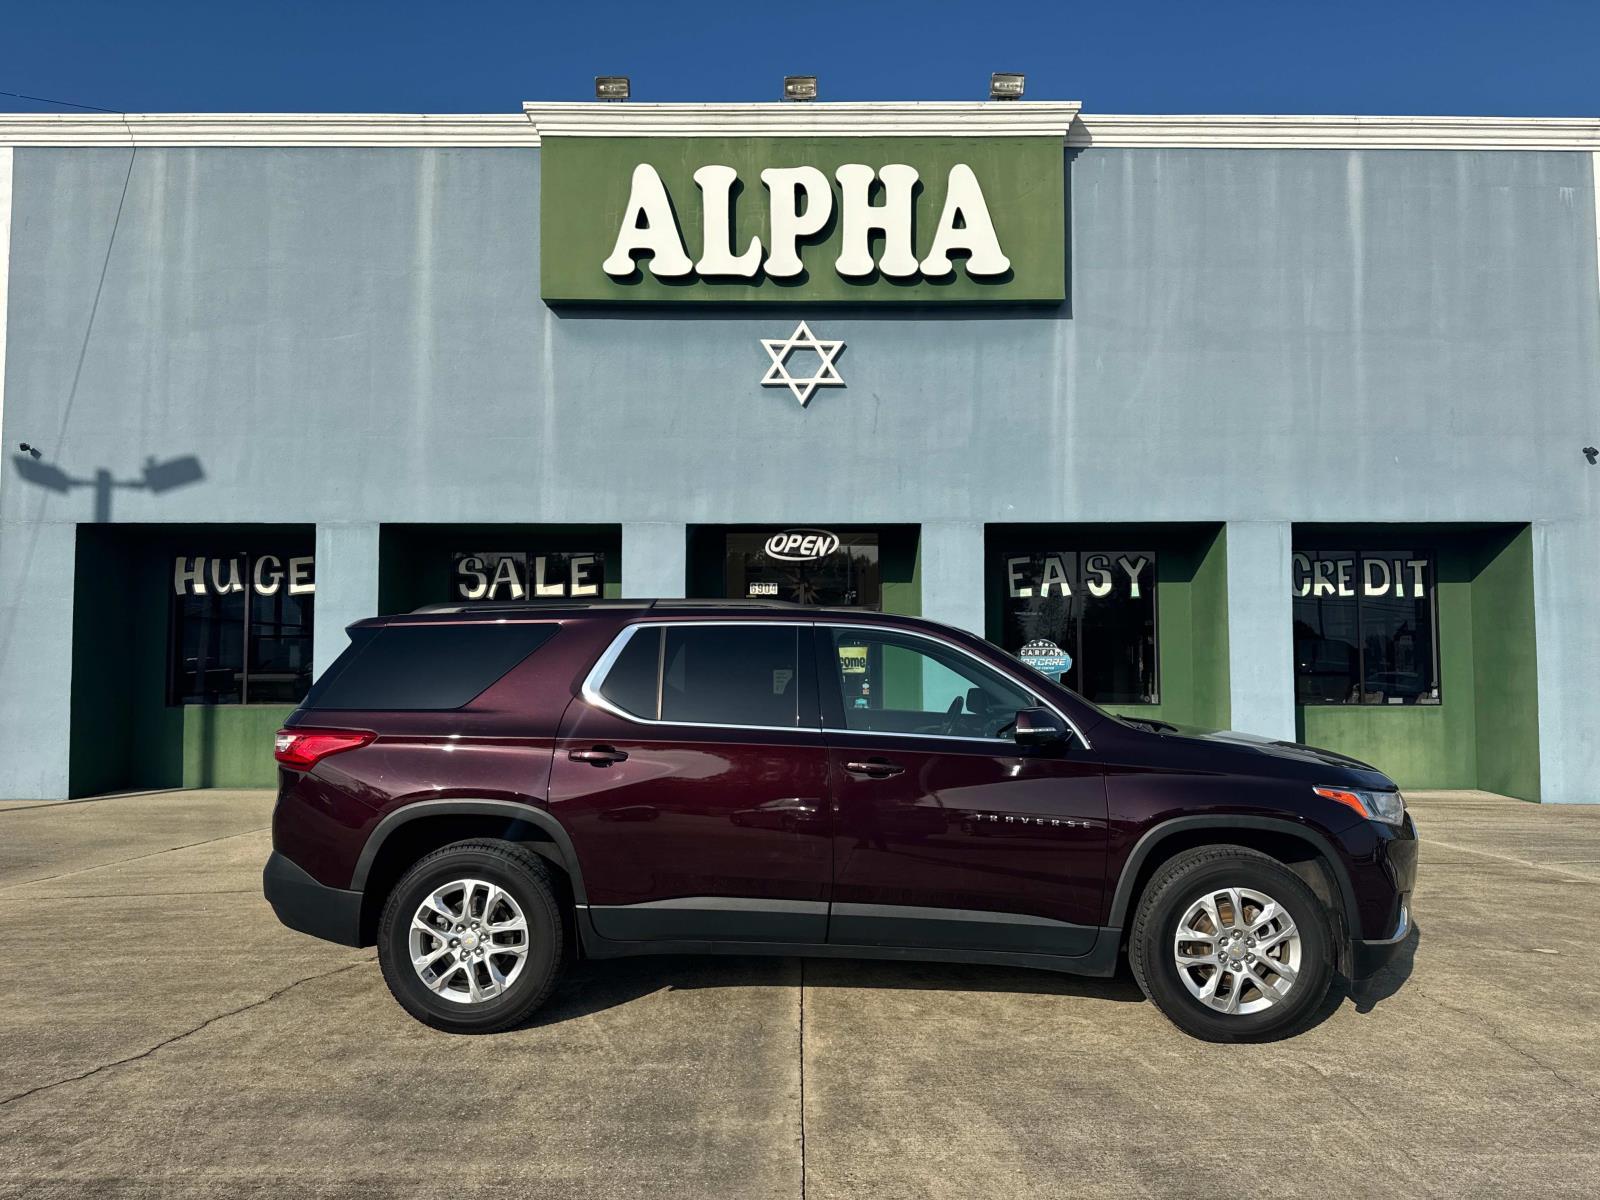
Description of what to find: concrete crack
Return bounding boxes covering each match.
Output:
[0,827,270,893]
[1416,987,1597,1099]
[0,958,374,1110]
[798,958,807,1200]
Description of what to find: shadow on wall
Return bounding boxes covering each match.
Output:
[11,450,205,522]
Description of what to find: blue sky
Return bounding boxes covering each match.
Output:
[2,0,1597,116]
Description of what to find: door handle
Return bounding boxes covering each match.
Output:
[845,758,904,779]
[569,745,629,767]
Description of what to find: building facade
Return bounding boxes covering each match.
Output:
[0,103,1596,802]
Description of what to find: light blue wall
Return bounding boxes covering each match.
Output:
[2,145,1597,798]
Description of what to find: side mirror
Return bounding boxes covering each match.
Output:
[1013,707,1067,749]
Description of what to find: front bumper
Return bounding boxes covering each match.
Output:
[263,851,364,947]
[1351,900,1412,980]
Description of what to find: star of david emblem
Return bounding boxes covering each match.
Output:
[759,321,845,407]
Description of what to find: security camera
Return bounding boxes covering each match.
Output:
[18,443,42,459]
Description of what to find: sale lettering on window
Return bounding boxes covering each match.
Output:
[998,550,1158,705]
[452,552,604,601]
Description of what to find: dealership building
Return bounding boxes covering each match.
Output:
[0,100,1596,802]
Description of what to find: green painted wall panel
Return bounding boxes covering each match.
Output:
[987,524,1228,730]
[1472,527,1540,801]
[540,136,1065,303]
[1294,524,1537,798]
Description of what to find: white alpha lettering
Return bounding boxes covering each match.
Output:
[1084,555,1113,598]
[834,164,919,278]
[288,556,315,596]
[1117,555,1149,599]
[920,164,1010,278]
[488,555,525,600]
[209,556,245,595]
[1364,558,1392,597]
[1336,558,1356,598]
[174,556,205,596]
[569,554,600,598]
[253,555,283,597]
[533,555,565,597]
[456,555,489,601]
[1407,559,1427,598]
[1313,558,1337,597]
[1040,555,1071,597]
[1007,556,1031,599]
[760,166,833,278]
[1292,553,1311,597]
[693,164,761,277]
[602,164,694,279]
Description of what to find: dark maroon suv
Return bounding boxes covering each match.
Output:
[264,600,1416,1041]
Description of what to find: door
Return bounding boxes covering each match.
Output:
[549,621,832,943]
[815,624,1108,956]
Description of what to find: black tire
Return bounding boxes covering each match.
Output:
[1128,845,1334,1043]
[377,839,564,1034]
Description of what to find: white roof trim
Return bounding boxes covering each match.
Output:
[1,108,1599,150]
[0,113,536,147]
[522,101,1084,137]
[1070,113,1600,150]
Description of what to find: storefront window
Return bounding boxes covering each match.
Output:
[170,553,315,705]
[998,551,1158,704]
[1292,550,1439,705]
[725,530,880,608]
[450,550,604,601]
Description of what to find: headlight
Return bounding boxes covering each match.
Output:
[1314,786,1406,827]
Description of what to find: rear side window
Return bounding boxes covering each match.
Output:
[303,623,558,711]
[595,624,800,728]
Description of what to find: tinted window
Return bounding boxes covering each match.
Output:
[1293,551,1439,705]
[654,625,800,727]
[998,549,1157,704]
[823,628,1033,739]
[597,626,662,719]
[304,623,557,711]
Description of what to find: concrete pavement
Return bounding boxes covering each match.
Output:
[1,789,1597,1197]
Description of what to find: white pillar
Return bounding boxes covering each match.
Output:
[1534,519,1600,803]
[313,522,380,678]
[920,521,985,635]
[622,522,686,598]
[1224,521,1296,741]
[0,519,76,798]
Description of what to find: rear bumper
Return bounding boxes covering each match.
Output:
[1351,899,1411,980]
[263,851,364,947]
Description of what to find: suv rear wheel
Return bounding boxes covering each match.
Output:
[377,839,564,1034]
[1129,845,1334,1042]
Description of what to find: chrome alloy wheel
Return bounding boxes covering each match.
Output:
[408,878,531,1005]
[1173,886,1302,1016]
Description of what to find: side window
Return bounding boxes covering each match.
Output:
[822,628,1035,739]
[662,625,799,727]
[303,622,558,711]
[594,624,801,728]
[596,626,662,719]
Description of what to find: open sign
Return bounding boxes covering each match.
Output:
[763,529,841,562]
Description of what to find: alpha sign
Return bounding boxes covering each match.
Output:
[541,136,1065,303]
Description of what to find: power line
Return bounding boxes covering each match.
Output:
[0,88,123,114]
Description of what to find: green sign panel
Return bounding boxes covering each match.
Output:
[540,135,1065,303]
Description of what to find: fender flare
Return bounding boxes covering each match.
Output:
[1106,814,1361,936]
[351,799,589,906]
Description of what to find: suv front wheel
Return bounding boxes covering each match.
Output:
[1129,845,1335,1042]
[377,839,565,1034]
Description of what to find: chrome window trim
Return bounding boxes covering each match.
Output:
[814,621,1093,751]
[579,617,1091,750]
[580,620,821,733]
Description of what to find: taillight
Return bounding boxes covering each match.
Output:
[274,728,374,770]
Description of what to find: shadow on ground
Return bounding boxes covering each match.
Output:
[527,953,1148,1029]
